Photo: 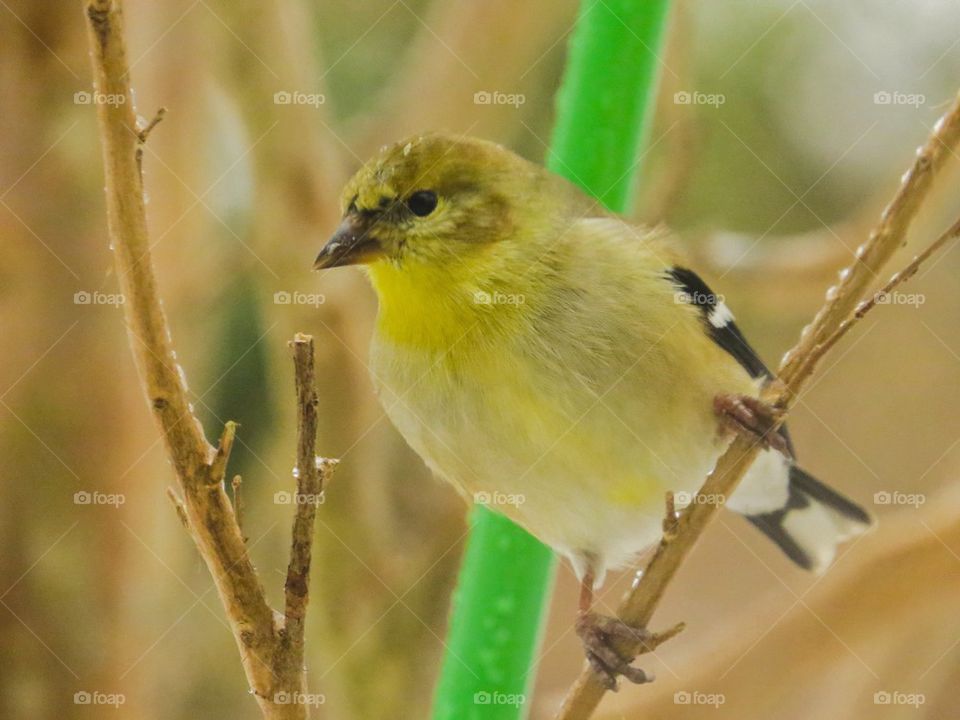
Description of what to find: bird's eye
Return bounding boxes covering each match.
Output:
[406,190,438,217]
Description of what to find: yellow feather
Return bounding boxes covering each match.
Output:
[324,133,763,579]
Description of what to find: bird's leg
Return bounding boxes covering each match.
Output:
[713,393,789,455]
[575,570,683,690]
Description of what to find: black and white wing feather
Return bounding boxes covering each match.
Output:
[667,266,771,380]
[666,265,871,572]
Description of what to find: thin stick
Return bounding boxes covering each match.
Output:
[137,107,166,143]
[798,215,960,378]
[84,2,335,717]
[275,335,330,685]
[232,475,245,538]
[555,91,960,720]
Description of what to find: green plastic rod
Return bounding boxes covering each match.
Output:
[430,2,671,718]
[549,0,672,210]
[431,507,555,720]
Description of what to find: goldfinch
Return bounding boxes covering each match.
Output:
[313,133,872,686]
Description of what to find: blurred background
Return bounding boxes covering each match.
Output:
[2,0,959,718]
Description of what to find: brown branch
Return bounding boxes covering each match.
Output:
[85,0,211,480]
[284,335,321,631]
[798,214,960,380]
[616,485,960,719]
[275,335,335,686]
[210,421,238,485]
[84,2,335,717]
[555,91,960,719]
[136,106,166,143]
[232,474,245,538]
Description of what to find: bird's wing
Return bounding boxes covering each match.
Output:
[665,264,795,457]
[665,266,771,380]
[567,219,869,573]
[567,217,773,378]
[570,217,773,382]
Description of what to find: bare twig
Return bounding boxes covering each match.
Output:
[84,2,334,717]
[135,107,165,177]
[616,485,960,719]
[800,215,960,377]
[555,92,960,720]
[232,474,245,537]
[210,420,238,485]
[136,106,166,142]
[276,335,335,686]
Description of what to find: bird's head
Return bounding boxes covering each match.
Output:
[314,133,583,272]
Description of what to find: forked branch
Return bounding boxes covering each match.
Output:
[84,2,333,717]
[556,92,960,719]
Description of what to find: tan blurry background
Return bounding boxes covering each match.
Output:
[1,1,959,719]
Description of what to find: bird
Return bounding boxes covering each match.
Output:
[313,132,872,688]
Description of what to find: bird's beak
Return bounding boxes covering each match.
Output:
[313,213,385,270]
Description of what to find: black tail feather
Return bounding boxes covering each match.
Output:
[747,466,873,573]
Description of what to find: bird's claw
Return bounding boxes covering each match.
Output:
[714,393,788,455]
[575,612,678,690]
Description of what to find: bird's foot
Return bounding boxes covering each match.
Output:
[575,612,684,691]
[714,393,788,455]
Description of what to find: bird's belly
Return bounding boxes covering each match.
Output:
[371,337,728,572]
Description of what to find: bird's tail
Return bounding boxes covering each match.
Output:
[746,465,873,573]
